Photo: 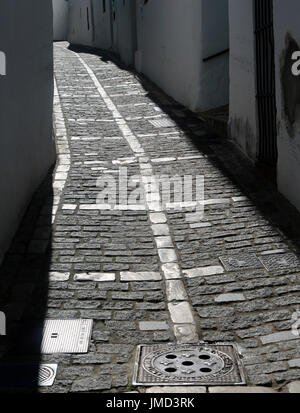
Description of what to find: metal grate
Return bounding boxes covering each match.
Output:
[133,343,246,386]
[38,364,58,386]
[149,119,177,128]
[254,0,278,167]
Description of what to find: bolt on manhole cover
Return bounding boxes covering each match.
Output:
[133,343,246,386]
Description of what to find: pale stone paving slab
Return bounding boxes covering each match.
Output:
[155,236,173,248]
[189,222,212,229]
[157,248,177,263]
[174,324,199,344]
[120,272,162,281]
[151,224,170,236]
[183,266,224,278]
[74,273,116,282]
[161,263,181,280]
[166,280,188,302]
[260,331,299,345]
[168,302,195,324]
[149,212,167,224]
[215,293,246,303]
[288,359,300,368]
[49,272,70,282]
[139,321,169,331]
[287,381,300,393]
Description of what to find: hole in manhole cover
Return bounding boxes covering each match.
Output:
[133,343,246,386]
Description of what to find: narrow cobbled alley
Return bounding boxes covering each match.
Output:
[0,42,299,393]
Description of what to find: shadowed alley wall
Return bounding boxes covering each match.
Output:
[274,0,300,213]
[0,0,56,264]
[53,0,69,41]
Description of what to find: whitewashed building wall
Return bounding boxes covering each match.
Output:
[68,0,94,46]
[93,0,113,50]
[67,0,135,63]
[228,0,300,213]
[135,0,229,112]
[53,0,69,40]
[0,0,55,263]
[112,0,137,66]
[228,0,258,161]
[68,0,113,50]
[273,0,300,212]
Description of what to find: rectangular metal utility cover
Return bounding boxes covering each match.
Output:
[41,319,93,354]
[133,343,246,386]
[149,119,177,128]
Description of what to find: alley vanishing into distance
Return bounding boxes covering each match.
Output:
[0,42,300,393]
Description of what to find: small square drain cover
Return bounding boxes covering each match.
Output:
[41,319,93,354]
[133,343,246,386]
[149,119,176,128]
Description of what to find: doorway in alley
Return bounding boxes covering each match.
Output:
[254,0,278,182]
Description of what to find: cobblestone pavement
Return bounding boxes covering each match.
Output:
[0,42,299,393]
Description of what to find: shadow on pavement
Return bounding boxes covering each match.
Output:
[67,43,300,254]
[0,169,54,392]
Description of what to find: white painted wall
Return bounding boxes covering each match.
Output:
[68,0,94,46]
[67,0,135,64]
[135,0,229,112]
[53,0,69,41]
[68,0,113,50]
[200,0,229,110]
[273,0,300,212]
[228,0,258,161]
[92,0,113,50]
[113,0,137,66]
[0,0,55,263]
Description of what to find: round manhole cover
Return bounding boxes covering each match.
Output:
[140,344,236,383]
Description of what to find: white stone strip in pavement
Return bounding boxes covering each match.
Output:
[49,272,70,282]
[183,266,224,278]
[260,331,299,345]
[120,272,162,282]
[75,52,198,343]
[74,273,116,282]
[53,77,71,224]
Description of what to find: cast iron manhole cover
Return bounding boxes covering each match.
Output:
[41,319,93,354]
[219,254,263,271]
[133,343,246,386]
[258,253,300,272]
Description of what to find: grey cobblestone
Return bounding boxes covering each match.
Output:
[0,42,299,393]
